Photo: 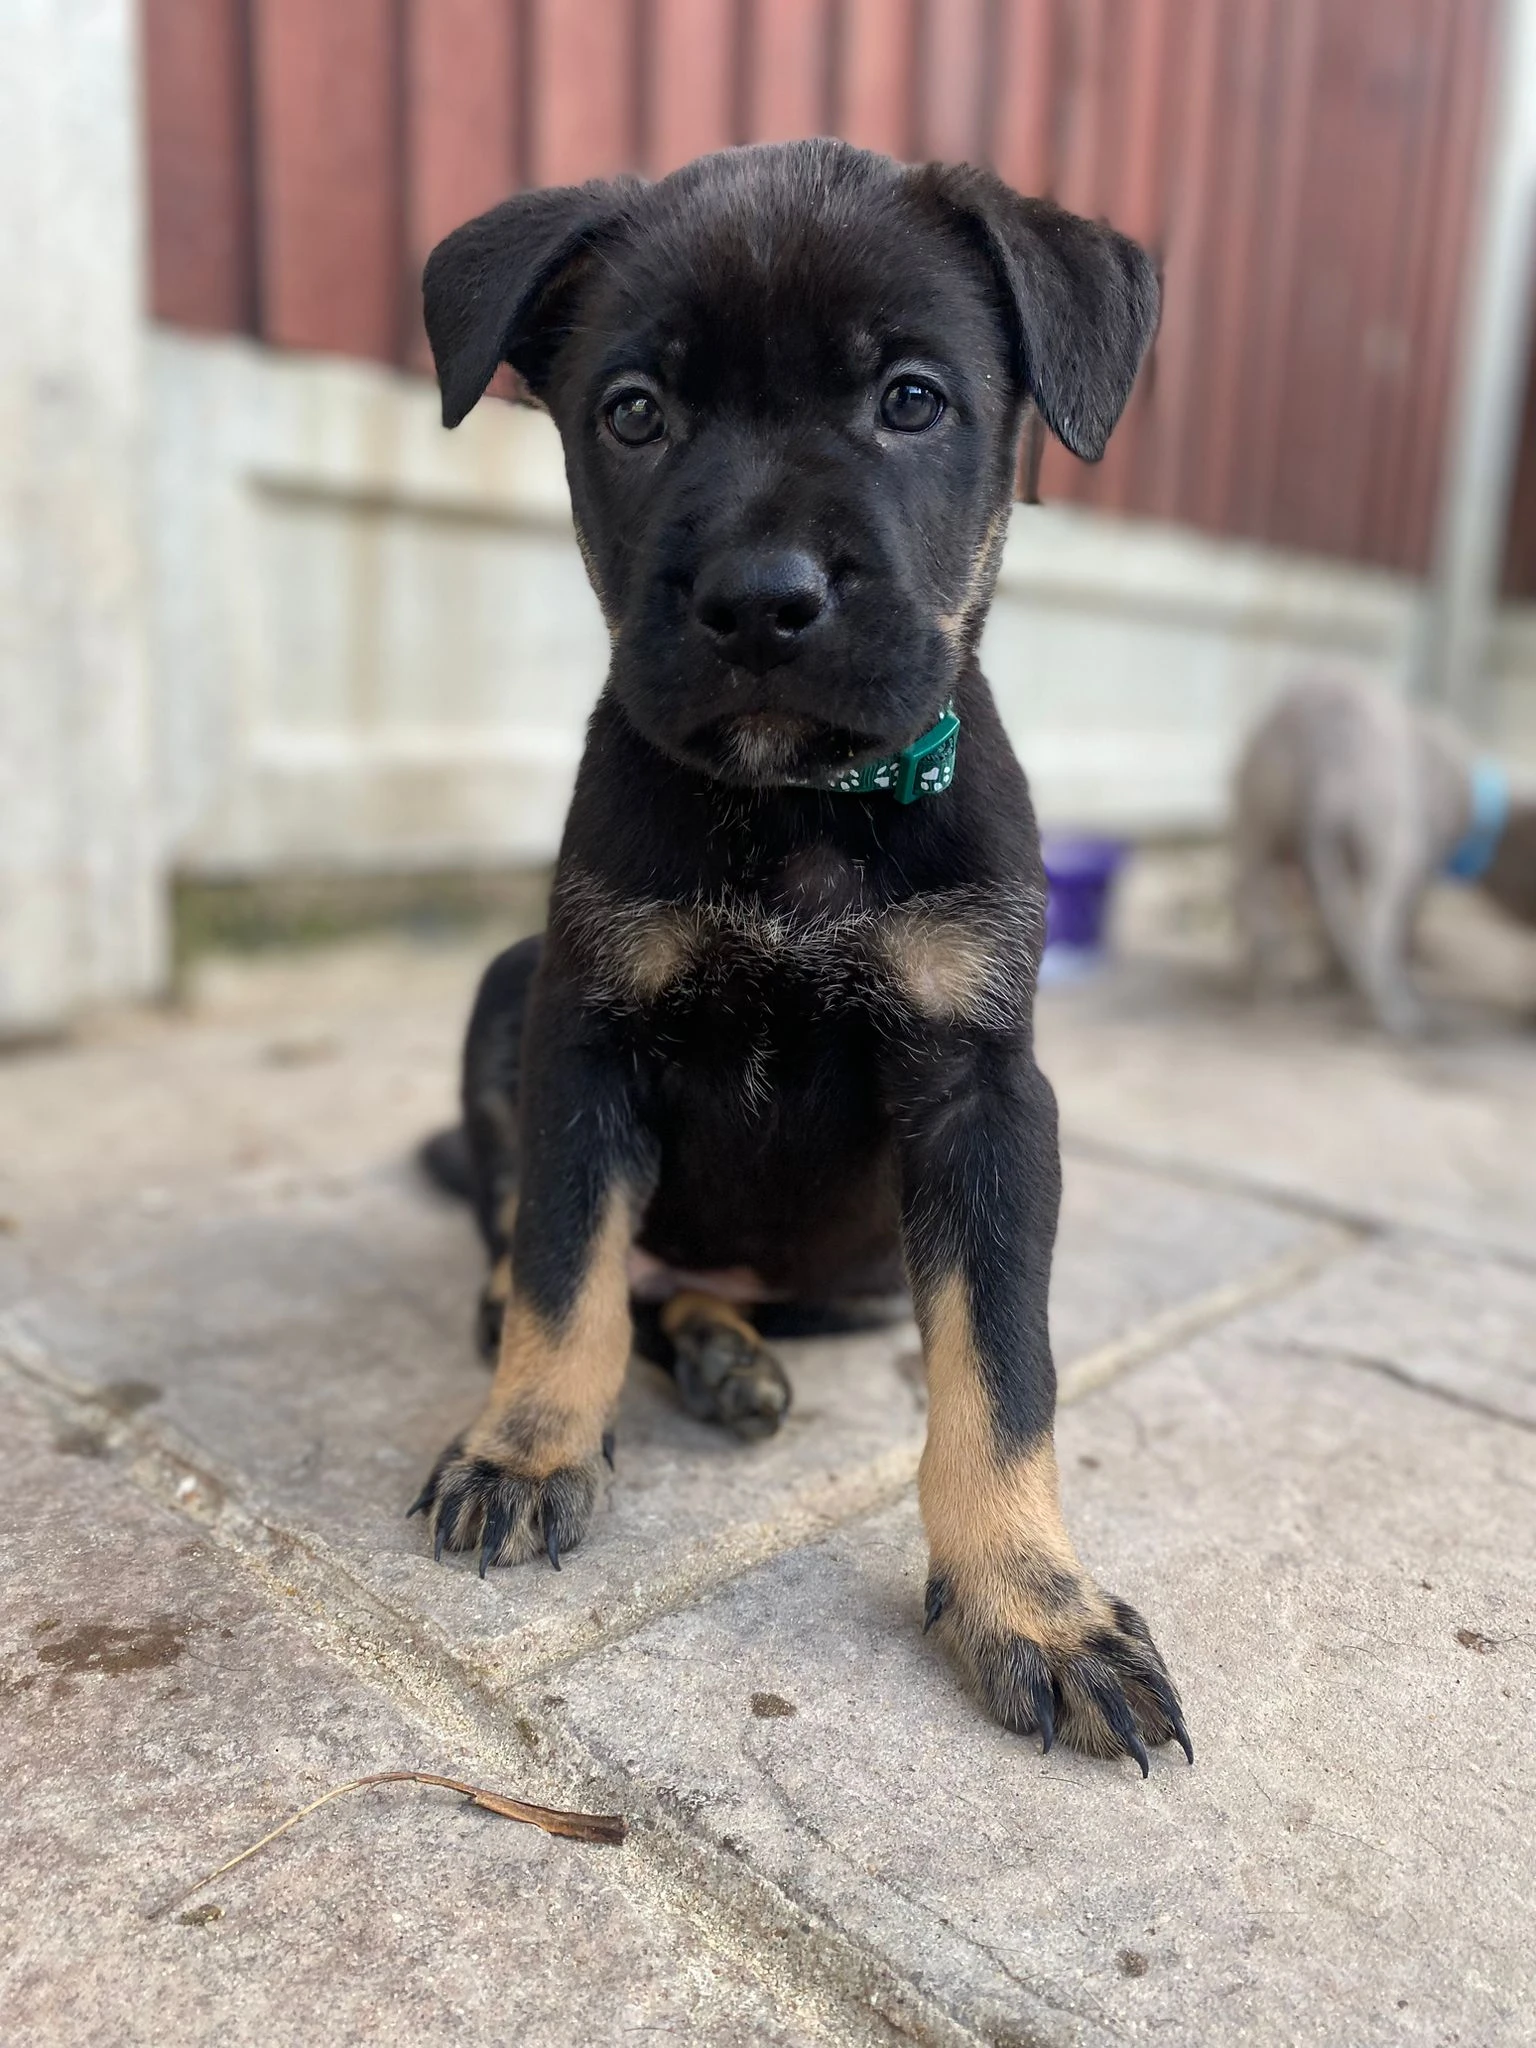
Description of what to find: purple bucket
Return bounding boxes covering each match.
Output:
[1040,835,1127,980]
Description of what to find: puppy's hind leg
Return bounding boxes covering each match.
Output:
[458,935,543,1356]
[635,1293,792,1442]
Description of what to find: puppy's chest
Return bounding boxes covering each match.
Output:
[555,858,1043,1036]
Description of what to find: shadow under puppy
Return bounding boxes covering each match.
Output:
[1234,672,1536,1035]
[412,139,1189,1772]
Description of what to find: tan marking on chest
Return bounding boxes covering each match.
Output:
[623,910,698,1001]
[881,892,1042,1028]
[882,910,1001,1021]
[556,868,1040,1024]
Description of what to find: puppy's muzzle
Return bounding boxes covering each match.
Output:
[693,547,830,674]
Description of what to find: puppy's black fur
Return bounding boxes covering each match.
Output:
[410,141,1189,1770]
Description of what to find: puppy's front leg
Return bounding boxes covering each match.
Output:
[413,972,654,1574]
[894,1034,1191,1770]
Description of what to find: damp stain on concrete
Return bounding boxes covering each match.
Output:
[33,1617,200,1679]
[52,1427,110,1458]
[96,1380,164,1416]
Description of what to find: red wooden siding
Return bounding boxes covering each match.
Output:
[141,0,257,332]
[142,0,1494,575]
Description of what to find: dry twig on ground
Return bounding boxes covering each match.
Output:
[151,1770,626,1919]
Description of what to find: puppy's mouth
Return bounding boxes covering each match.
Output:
[683,710,891,787]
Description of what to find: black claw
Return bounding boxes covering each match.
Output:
[479,1494,511,1579]
[546,1523,561,1571]
[601,1430,615,1471]
[433,1517,447,1564]
[1026,1665,1057,1755]
[1170,1708,1194,1766]
[405,1481,434,1519]
[1135,1663,1194,1767]
[922,1573,950,1635]
[1086,1670,1151,1778]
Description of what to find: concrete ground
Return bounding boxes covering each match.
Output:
[3,857,1534,2046]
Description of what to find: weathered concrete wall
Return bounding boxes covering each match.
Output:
[984,510,1422,833]
[147,332,1430,872]
[147,335,606,876]
[0,0,164,1032]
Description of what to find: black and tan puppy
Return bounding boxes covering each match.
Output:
[411,140,1189,1772]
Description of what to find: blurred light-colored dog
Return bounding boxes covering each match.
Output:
[1232,674,1535,1034]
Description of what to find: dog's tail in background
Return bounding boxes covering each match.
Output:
[418,1125,475,1203]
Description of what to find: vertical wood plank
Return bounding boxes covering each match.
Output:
[991,0,1056,198]
[406,0,517,245]
[1136,0,1220,522]
[1184,0,1271,533]
[403,0,519,369]
[1354,0,1450,567]
[251,0,403,361]
[1404,0,1496,576]
[530,0,638,185]
[744,0,830,142]
[837,0,918,158]
[1108,0,1168,239]
[1232,0,1320,539]
[141,0,256,331]
[1091,0,1173,514]
[913,0,988,162]
[648,0,736,171]
[1264,2,1406,556]
[1036,0,1110,503]
[1052,0,1107,219]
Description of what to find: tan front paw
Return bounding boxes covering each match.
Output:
[924,1560,1192,1774]
[408,1432,602,1575]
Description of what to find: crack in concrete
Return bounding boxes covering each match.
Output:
[1062,1129,1536,1278]
[1263,1338,1536,1435]
[1055,1229,1361,1407]
[735,1728,1124,2045]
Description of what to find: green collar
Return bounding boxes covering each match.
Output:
[793,702,960,803]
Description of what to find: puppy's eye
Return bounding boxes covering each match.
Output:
[879,378,945,432]
[605,390,665,446]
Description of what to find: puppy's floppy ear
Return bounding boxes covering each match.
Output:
[422,178,643,428]
[927,167,1159,463]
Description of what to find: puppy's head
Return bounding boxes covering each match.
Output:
[425,141,1157,787]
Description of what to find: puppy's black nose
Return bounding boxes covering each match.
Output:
[693,549,829,672]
